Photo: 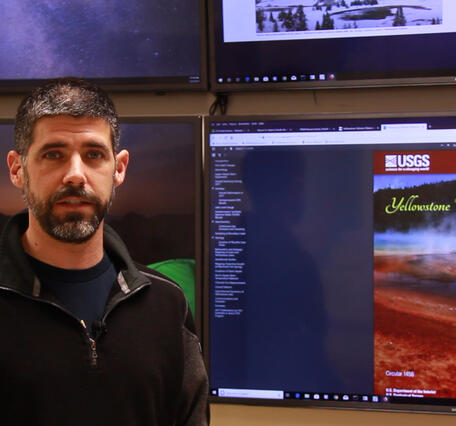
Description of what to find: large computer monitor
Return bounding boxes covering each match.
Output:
[0,117,202,328]
[209,0,456,91]
[0,0,207,91]
[205,113,456,413]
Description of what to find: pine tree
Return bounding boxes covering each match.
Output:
[295,5,308,31]
[273,20,279,32]
[256,8,266,31]
[278,9,287,24]
[269,12,274,22]
[321,12,334,30]
[283,9,295,30]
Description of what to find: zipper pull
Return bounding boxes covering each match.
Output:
[88,337,98,367]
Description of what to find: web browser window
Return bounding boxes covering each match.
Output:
[206,114,456,413]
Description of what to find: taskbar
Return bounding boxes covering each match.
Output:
[210,388,385,403]
[210,388,456,408]
[215,72,336,85]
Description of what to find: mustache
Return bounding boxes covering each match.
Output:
[49,186,102,205]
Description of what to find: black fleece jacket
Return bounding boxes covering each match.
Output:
[0,212,209,426]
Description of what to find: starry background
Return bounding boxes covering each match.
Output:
[0,0,201,79]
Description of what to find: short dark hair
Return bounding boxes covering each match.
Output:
[15,77,120,156]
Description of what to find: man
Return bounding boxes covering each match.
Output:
[1,77,209,425]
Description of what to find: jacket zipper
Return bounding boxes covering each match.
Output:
[80,319,99,369]
[88,336,98,367]
[0,281,150,369]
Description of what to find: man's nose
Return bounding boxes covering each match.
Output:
[62,154,87,186]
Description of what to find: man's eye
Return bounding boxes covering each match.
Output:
[43,151,61,159]
[87,151,104,160]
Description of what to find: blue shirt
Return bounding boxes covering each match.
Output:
[28,252,117,336]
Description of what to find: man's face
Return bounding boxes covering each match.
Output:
[9,115,128,243]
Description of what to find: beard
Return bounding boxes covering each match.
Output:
[23,173,114,244]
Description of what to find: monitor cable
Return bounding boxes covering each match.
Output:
[209,93,229,115]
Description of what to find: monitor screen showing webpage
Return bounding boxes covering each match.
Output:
[210,0,456,90]
[205,113,456,413]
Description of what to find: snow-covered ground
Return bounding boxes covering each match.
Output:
[256,0,443,32]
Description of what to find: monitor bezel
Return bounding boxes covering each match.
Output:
[203,111,456,414]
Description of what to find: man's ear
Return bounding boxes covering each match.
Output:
[114,149,129,187]
[7,150,24,189]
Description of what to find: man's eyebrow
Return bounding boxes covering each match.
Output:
[36,141,111,154]
[36,141,67,154]
[83,141,111,153]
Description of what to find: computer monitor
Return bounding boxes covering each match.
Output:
[209,0,456,90]
[205,113,456,413]
[0,0,207,91]
[0,116,202,329]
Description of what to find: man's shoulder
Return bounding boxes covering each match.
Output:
[135,262,184,291]
[134,262,188,305]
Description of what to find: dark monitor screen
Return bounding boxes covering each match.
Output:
[209,0,456,90]
[205,113,456,413]
[0,0,206,91]
[0,117,202,329]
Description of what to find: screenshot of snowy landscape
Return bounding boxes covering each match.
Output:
[255,0,443,33]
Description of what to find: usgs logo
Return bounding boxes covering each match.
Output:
[385,154,430,169]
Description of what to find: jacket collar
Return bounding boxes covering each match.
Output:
[0,211,149,297]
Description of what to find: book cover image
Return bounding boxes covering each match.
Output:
[374,150,456,399]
